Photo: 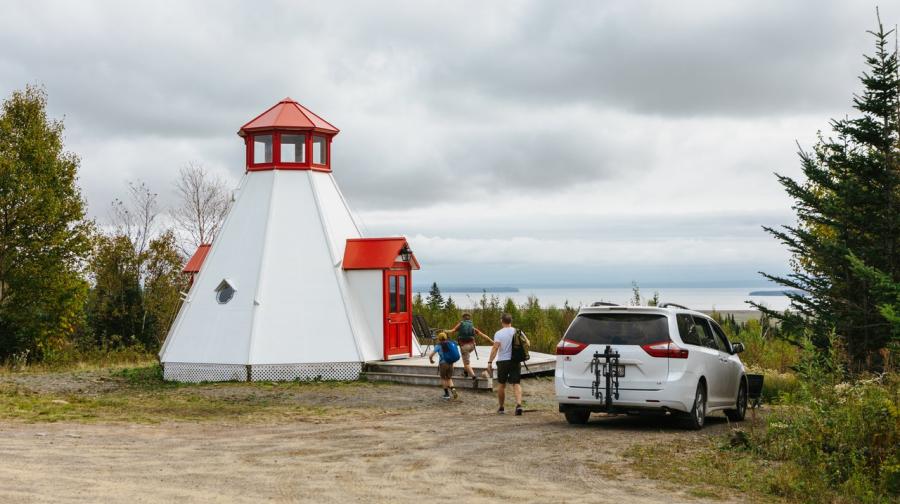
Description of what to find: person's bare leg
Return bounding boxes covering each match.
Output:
[497,383,506,409]
[513,384,523,405]
[465,363,476,377]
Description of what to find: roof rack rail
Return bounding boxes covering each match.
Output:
[659,302,690,310]
[590,301,621,307]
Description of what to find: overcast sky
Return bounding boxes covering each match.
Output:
[1,1,895,287]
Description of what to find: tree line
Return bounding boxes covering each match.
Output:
[0,85,231,363]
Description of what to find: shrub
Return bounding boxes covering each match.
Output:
[754,341,900,502]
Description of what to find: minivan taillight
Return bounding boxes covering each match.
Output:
[641,340,689,358]
[556,339,587,356]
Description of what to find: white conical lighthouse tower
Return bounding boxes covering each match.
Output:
[160,98,421,382]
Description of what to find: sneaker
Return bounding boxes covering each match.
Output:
[442,395,451,401]
[451,389,459,400]
[497,407,505,415]
[515,405,523,416]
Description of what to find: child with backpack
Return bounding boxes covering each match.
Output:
[446,313,493,381]
[428,332,460,400]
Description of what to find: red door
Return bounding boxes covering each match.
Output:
[383,269,412,360]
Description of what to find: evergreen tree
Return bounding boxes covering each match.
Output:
[756,18,900,370]
[0,85,92,361]
[425,282,444,312]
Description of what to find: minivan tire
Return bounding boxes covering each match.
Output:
[725,379,748,422]
[682,381,706,430]
[564,408,591,425]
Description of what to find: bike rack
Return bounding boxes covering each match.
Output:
[590,345,621,409]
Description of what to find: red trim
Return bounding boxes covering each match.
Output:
[183,244,212,274]
[343,237,420,270]
[246,129,334,172]
[382,269,412,360]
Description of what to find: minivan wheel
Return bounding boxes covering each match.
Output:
[725,380,748,422]
[564,408,591,425]
[683,382,706,430]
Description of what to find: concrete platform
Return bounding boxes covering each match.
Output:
[362,345,556,390]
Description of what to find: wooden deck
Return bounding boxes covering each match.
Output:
[362,346,556,390]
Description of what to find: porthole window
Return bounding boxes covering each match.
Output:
[215,279,236,304]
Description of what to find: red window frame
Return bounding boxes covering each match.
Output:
[247,130,332,172]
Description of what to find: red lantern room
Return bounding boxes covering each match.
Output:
[237,97,340,172]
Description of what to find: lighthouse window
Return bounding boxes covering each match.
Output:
[312,136,327,165]
[253,135,273,164]
[281,134,306,163]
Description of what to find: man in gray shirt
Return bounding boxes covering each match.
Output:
[486,313,523,415]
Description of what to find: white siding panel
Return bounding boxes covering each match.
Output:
[312,172,361,264]
[160,172,274,364]
[346,270,384,360]
[250,171,360,364]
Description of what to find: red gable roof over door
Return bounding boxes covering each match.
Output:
[183,244,212,274]
[343,238,420,270]
[238,97,339,136]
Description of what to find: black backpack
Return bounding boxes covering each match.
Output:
[511,329,531,363]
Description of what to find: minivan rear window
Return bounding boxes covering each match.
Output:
[564,313,669,346]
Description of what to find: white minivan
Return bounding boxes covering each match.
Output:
[555,303,748,429]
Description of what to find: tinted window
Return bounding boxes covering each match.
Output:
[564,314,669,345]
[389,276,397,313]
[677,314,702,346]
[710,322,731,353]
[692,317,718,350]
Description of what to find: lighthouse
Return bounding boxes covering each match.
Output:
[159,98,420,382]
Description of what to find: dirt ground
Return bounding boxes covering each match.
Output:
[0,370,746,503]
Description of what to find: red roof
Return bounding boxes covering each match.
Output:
[343,238,420,270]
[238,97,339,136]
[183,244,212,274]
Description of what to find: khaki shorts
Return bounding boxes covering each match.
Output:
[439,362,453,380]
[459,341,476,365]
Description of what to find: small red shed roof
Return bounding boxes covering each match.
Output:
[343,238,420,270]
[238,97,339,136]
[183,244,212,274]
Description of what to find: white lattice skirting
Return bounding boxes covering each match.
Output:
[162,362,363,383]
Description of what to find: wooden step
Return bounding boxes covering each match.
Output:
[361,371,493,390]
[366,363,489,379]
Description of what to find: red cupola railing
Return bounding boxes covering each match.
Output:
[238,97,339,172]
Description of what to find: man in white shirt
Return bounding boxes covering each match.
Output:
[486,313,523,415]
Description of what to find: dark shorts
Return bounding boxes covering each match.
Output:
[439,362,454,380]
[496,360,521,384]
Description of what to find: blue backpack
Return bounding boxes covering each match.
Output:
[439,341,460,364]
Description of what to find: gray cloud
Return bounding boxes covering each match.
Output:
[0,0,890,285]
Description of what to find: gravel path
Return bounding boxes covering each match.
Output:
[0,371,742,503]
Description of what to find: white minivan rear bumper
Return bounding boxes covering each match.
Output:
[555,372,698,414]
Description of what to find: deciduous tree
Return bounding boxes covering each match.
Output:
[0,85,92,361]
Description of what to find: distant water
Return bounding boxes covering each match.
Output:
[416,287,792,311]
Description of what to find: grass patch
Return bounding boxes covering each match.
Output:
[0,364,376,424]
[1,347,157,374]
[625,436,790,503]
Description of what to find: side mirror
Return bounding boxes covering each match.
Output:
[731,342,745,354]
